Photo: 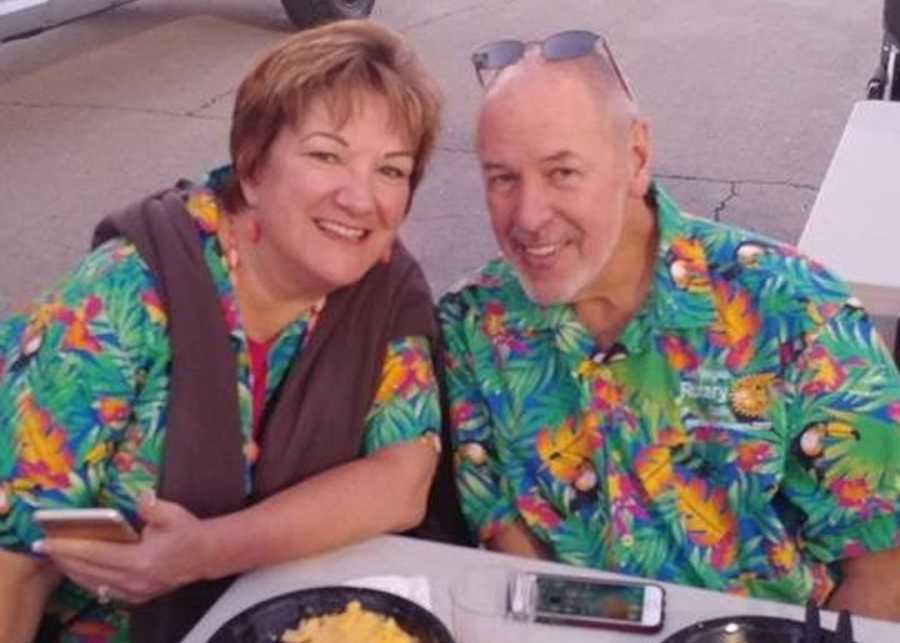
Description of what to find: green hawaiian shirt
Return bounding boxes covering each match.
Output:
[438,186,900,606]
[0,185,440,642]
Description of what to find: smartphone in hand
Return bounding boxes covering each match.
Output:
[509,571,665,633]
[33,508,140,543]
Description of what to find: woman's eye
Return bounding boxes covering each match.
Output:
[380,165,410,180]
[308,151,341,164]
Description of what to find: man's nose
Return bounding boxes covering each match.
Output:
[335,171,376,217]
[513,179,552,232]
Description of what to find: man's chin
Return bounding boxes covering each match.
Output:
[515,273,577,307]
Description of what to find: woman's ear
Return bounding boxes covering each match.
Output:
[235,153,263,209]
[239,172,261,209]
[628,118,652,198]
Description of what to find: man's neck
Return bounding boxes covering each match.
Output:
[574,198,658,347]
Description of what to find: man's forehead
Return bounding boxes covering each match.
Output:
[479,63,620,140]
[479,65,604,135]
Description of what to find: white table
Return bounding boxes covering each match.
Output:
[799,100,900,318]
[183,535,898,642]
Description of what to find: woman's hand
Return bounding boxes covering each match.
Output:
[37,436,440,600]
[35,491,211,605]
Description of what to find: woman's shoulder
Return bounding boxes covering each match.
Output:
[0,237,171,402]
[71,237,160,304]
[4,238,168,352]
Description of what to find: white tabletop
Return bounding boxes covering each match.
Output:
[799,100,900,317]
[183,535,898,642]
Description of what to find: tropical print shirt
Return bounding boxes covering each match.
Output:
[438,186,900,606]
[0,184,440,643]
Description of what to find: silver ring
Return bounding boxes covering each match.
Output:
[97,584,112,605]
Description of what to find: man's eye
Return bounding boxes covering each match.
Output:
[550,167,579,183]
[487,174,517,190]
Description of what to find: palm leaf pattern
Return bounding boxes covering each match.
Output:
[439,185,900,607]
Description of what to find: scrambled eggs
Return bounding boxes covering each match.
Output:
[281,600,417,643]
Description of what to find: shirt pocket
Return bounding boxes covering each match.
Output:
[679,418,784,502]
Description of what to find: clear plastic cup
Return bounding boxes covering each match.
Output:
[449,565,542,643]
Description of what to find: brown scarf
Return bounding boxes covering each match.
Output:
[92,183,437,642]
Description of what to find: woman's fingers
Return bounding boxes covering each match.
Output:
[32,499,205,604]
[65,569,145,605]
[35,538,130,571]
[55,557,162,604]
[37,540,166,603]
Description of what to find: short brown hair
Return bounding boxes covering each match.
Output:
[221,20,442,212]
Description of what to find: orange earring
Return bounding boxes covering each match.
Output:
[226,245,240,272]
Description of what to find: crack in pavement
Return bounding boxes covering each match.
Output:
[0,99,227,121]
[656,172,818,192]
[186,87,235,117]
[711,182,739,222]
[655,172,818,220]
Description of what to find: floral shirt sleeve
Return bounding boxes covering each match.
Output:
[782,302,900,564]
[0,239,168,553]
[361,335,441,454]
[438,294,518,542]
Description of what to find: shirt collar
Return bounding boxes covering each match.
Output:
[646,184,718,330]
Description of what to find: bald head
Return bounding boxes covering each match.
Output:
[479,50,638,140]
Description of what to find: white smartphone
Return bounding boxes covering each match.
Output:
[509,571,665,633]
[33,508,140,543]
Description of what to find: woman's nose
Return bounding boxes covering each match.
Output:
[334,173,376,217]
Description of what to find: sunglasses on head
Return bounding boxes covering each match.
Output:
[471,29,633,99]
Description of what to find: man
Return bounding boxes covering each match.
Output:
[438,30,900,620]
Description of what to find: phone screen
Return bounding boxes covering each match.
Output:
[535,576,645,622]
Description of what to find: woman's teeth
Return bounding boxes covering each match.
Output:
[316,219,367,240]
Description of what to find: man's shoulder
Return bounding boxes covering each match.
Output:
[682,214,853,309]
[437,257,527,321]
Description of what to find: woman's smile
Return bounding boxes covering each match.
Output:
[313,217,370,242]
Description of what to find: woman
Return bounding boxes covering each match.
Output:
[0,19,443,643]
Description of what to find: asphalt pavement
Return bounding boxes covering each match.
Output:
[0,0,885,317]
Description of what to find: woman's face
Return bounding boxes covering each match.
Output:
[240,93,415,298]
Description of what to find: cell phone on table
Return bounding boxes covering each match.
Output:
[509,571,665,633]
[33,508,140,543]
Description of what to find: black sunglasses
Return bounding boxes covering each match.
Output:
[471,30,633,99]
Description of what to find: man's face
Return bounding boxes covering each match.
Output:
[477,61,648,306]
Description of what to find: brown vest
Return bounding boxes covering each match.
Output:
[91,184,437,643]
